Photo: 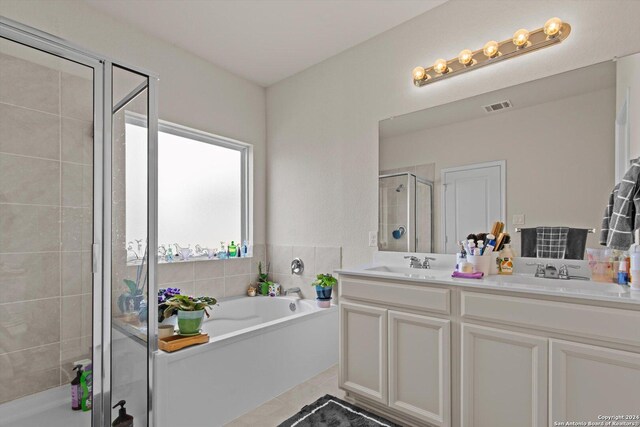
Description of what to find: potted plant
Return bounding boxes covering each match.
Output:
[312,274,337,307]
[257,261,271,296]
[162,294,217,336]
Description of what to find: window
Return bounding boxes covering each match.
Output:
[125,114,250,259]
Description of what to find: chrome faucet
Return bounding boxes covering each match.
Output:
[528,262,588,280]
[404,255,436,269]
[285,287,302,297]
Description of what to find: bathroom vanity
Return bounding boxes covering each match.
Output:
[336,264,640,427]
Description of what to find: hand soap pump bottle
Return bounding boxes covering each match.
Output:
[112,400,133,427]
[71,365,82,411]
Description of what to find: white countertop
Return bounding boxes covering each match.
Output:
[336,263,640,308]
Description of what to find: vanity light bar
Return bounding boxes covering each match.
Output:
[412,17,571,87]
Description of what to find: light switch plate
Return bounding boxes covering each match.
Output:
[513,214,525,225]
[368,231,378,247]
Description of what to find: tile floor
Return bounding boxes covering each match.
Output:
[224,364,345,427]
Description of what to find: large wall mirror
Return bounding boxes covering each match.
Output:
[379,52,640,258]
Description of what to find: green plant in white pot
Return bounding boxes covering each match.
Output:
[162,295,217,336]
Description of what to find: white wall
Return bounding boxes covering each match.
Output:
[0,0,267,245]
[380,87,615,253]
[617,52,640,161]
[266,0,640,268]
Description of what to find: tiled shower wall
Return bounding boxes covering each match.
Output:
[0,52,93,403]
[267,245,342,300]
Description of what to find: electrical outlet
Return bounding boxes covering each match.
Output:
[368,231,378,247]
[513,214,525,225]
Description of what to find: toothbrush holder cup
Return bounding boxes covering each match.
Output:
[468,255,491,276]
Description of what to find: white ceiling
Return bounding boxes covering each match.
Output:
[85,0,447,86]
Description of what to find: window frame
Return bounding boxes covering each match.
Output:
[126,112,252,252]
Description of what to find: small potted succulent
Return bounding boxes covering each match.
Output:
[312,274,337,308]
[161,294,217,336]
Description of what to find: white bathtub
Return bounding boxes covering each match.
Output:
[155,296,338,427]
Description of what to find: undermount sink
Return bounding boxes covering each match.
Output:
[364,265,451,278]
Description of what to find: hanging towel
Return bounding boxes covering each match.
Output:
[606,160,640,250]
[536,226,569,259]
[520,227,537,258]
[565,228,589,260]
[600,184,618,246]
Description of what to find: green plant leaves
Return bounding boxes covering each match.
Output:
[161,294,218,319]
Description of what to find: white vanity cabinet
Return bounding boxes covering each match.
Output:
[339,302,388,404]
[460,324,547,427]
[339,278,451,427]
[549,339,640,422]
[338,273,640,427]
[388,310,450,426]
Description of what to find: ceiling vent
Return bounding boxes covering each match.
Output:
[482,100,513,113]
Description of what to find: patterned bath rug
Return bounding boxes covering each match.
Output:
[279,394,401,427]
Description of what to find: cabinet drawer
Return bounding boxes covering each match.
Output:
[341,277,450,314]
[461,291,640,346]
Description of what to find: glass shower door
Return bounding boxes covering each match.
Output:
[108,64,154,427]
[0,33,98,427]
[1,17,158,427]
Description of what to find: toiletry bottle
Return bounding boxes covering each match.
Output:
[242,240,248,257]
[630,244,640,290]
[477,240,485,256]
[71,365,83,411]
[499,244,514,275]
[456,242,466,271]
[236,241,241,258]
[228,241,237,257]
[618,258,629,285]
[166,247,173,263]
[219,242,227,259]
[484,234,496,255]
[80,363,93,411]
[112,400,134,427]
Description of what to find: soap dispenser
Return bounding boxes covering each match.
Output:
[112,400,134,427]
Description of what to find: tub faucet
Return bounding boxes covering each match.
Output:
[285,287,302,298]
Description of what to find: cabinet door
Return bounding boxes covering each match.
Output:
[550,339,640,424]
[339,302,388,404]
[389,311,450,426]
[461,324,547,427]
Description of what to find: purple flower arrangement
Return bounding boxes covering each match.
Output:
[158,287,181,322]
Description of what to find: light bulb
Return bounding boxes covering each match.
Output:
[483,40,499,58]
[433,59,448,74]
[512,29,529,47]
[544,17,563,37]
[412,66,426,81]
[458,49,473,65]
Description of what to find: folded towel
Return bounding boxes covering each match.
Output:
[536,226,569,259]
[451,271,484,279]
[520,227,537,257]
[565,228,589,260]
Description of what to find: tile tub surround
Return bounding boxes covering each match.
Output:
[268,245,342,301]
[0,52,94,403]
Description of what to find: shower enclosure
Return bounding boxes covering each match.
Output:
[0,18,157,427]
[379,172,434,252]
